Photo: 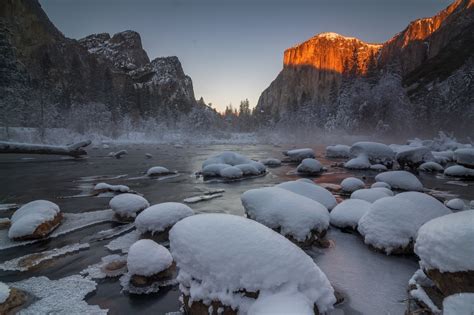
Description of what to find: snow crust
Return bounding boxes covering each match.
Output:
[358,192,451,253]
[276,180,337,210]
[444,165,474,178]
[296,158,323,174]
[109,193,149,218]
[169,214,336,313]
[325,144,351,158]
[0,282,10,304]
[418,161,444,172]
[375,171,423,191]
[340,177,365,192]
[344,154,371,169]
[445,198,465,210]
[350,142,395,166]
[127,239,173,276]
[241,187,329,241]
[443,293,474,315]
[415,210,474,272]
[8,200,60,239]
[147,166,172,176]
[283,148,315,161]
[454,148,474,167]
[94,182,130,193]
[135,202,194,235]
[330,199,371,229]
[350,187,393,203]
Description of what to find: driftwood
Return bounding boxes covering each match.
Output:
[0,140,91,157]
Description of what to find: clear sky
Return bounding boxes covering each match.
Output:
[40,0,450,111]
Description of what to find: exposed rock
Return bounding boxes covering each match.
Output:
[0,288,27,314]
[425,268,474,297]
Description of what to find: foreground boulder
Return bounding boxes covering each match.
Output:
[169,213,336,314]
[276,180,337,210]
[375,171,423,191]
[350,187,393,203]
[8,200,63,240]
[330,199,371,230]
[296,158,324,175]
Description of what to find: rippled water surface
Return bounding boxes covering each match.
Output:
[1,144,472,314]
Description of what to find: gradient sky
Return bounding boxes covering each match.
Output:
[40,0,450,111]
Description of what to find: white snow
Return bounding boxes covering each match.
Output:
[325,144,351,158]
[350,187,393,203]
[147,166,173,176]
[371,181,391,189]
[248,290,314,315]
[445,198,465,210]
[220,166,243,179]
[418,161,444,172]
[444,165,474,178]
[127,239,173,276]
[8,200,61,239]
[241,187,330,242]
[235,163,260,176]
[395,146,434,167]
[276,180,337,210]
[259,158,281,166]
[443,293,474,315]
[81,254,127,280]
[94,182,130,193]
[109,193,149,218]
[202,163,230,177]
[283,148,315,161]
[202,151,256,168]
[369,164,388,171]
[433,150,454,164]
[454,148,474,168]
[358,192,451,254]
[375,171,423,191]
[135,202,194,235]
[169,213,336,313]
[330,199,371,229]
[350,142,395,166]
[340,177,365,193]
[415,210,474,272]
[344,154,371,169]
[296,158,324,174]
[0,282,10,304]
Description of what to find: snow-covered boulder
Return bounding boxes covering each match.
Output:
[220,166,244,179]
[109,193,149,220]
[418,161,444,172]
[241,187,330,245]
[371,182,391,189]
[443,293,474,315]
[326,145,351,158]
[340,177,365,193]
[432,150,454,164]
[375,171,423,191]
[201,152,266,179]
[93,182,130,194]
[283,148,315,162]
[454,148,474,168]
[146,166,175,177]
[415,210,474,296]
[127,239,174,290]
[350,187,394,203]
[330,199,371,230]
[296,158,324,175]
[445,198,465,211]
[169,213,336,314]
[0,282,25,314]
[344,154,371,169]
[350,142,395,167]
[276,180,337,210]
[369,164,388,171]
[202,151,254,168]
[247,291,315,315]
[444,165,474,178]
[259,158,281,167]
[396,147,435,169]
[202,163,230,177]
[135,202,194,236]
[235,164,260,176]
[8,200,62,240]
[358,192,451,254]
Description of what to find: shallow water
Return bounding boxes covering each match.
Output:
[0,144,472,314]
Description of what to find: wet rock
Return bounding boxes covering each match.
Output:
[0,288,27,314]
[424,269,474,297]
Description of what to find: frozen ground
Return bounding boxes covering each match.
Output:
[0,143,473,314]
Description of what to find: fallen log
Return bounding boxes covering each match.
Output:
[0,140,91,157]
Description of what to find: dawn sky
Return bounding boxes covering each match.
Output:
[40,0,450,111]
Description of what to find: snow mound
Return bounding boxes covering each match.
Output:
[454,148,474,168]
[326,144,351,158]
[396,146,434,168]
[93,182,130,193]
[344,154,371,169]
[443,293,474,315]
[109,193,149,219]
[235,163,260,176]
[202,163,230,176]
[371,182,391,189]
[202,151,254,168]
[444,165,474,178]
[296,158,323,174]
[418,162,444,172]
[330,199,371,229]
[375,171,423,191]
[276,180,337,210]
[415,210,474,272]
[283,148,315,161]
[8,200,60,239]
[259,158,281,166]
[0,282,10,304]
[350,187,393,203]
[242,187,330,242]
[369,164,388,171]
[248,290,314,315]
[127,239,173,276]
[220,166,244,179]
[135,202,194,235]
[147,166,173,176]
[350,142,395,166]
[169,213,335,313]
[445,198,465,210]
[358,192,451,254]
[432,150,454,164]
[201,152,266,179]
[340,177,365,193]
